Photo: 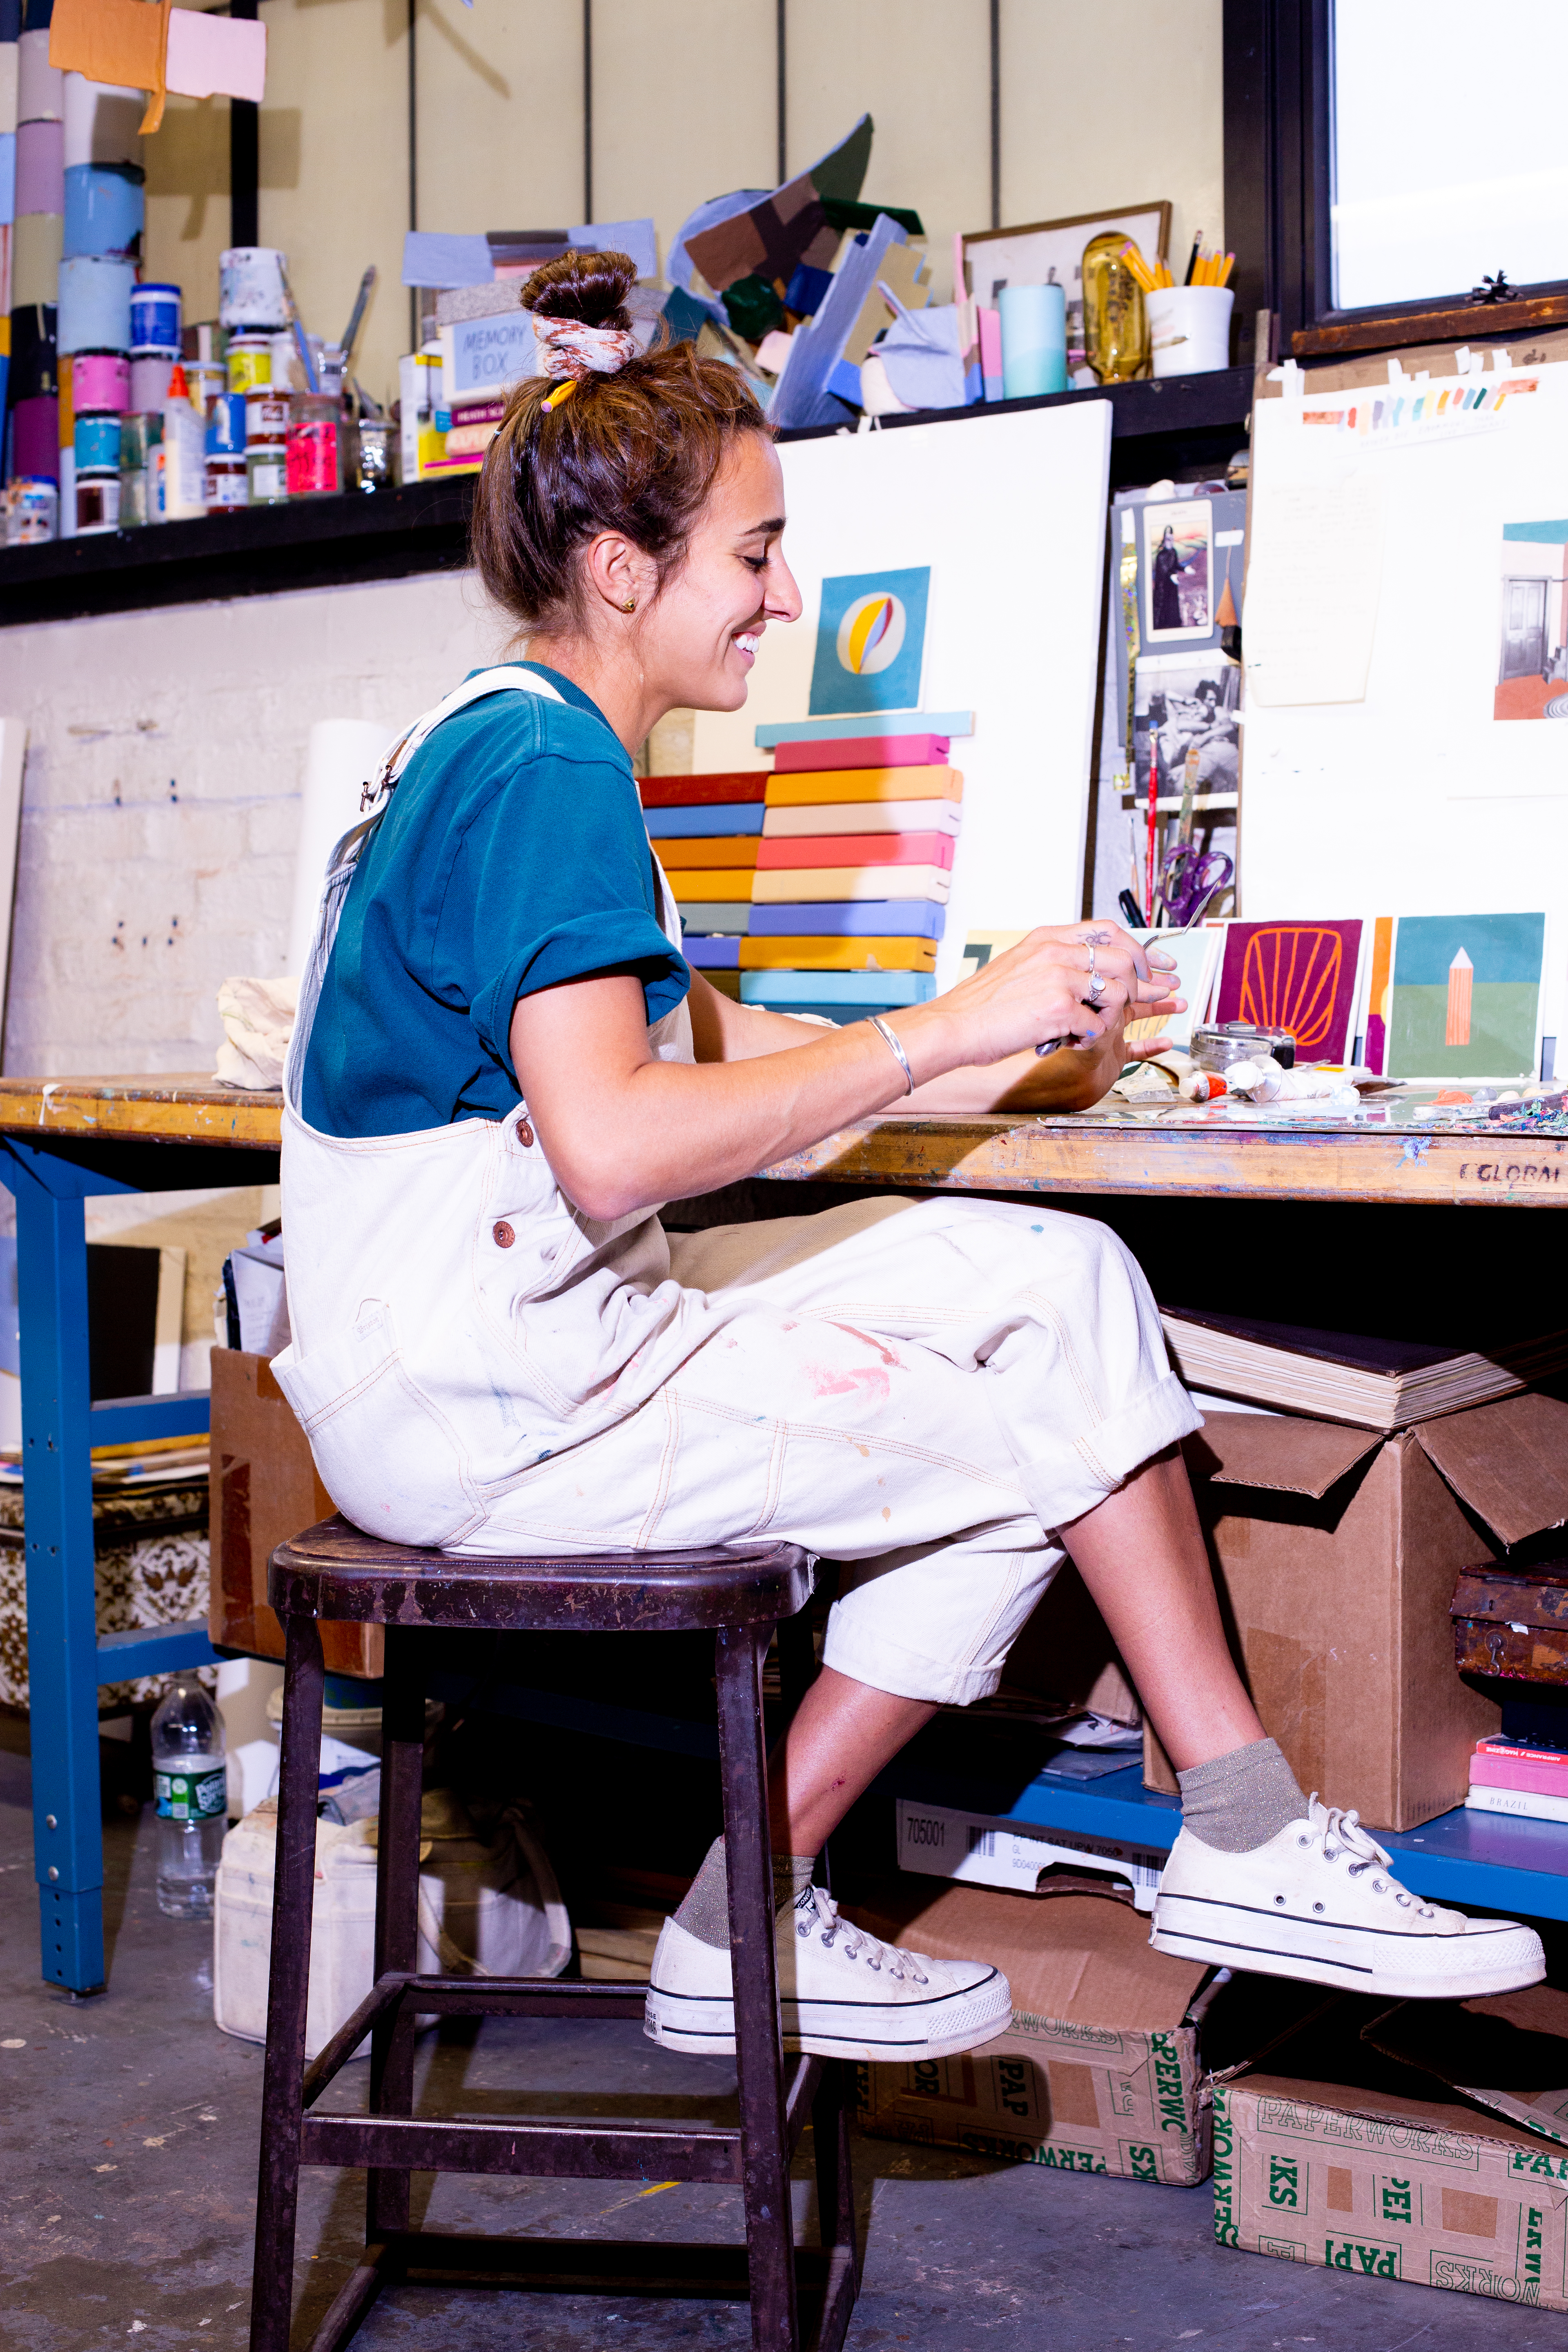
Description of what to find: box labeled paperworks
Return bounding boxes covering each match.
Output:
[848,1884,1316,2187]
[1216,1988,1568,2310]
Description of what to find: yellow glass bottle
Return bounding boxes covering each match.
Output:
[1082,232,1151,383]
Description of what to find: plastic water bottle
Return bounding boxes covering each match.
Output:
[151,1680,227,1919]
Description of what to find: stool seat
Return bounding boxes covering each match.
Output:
[250,1516,857,2352]
[269,1512,814,1633]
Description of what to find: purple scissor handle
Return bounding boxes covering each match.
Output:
[1157,844,1234,929]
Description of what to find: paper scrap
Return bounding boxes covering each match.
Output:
[164,7,265,104]
[403,230,492,290]
[569,217,657,283]
[1243,470,1386,706]
[49,0,169,133]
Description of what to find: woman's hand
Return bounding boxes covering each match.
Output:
[902,922,1180,1070]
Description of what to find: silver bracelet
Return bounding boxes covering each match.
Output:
[866,1013,914,1097]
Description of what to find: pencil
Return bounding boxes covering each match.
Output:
[1184,234,1202,286]
[1218,251,1235,287]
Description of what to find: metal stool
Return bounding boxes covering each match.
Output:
[249,1515,859,2352]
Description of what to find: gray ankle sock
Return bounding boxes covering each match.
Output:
[671,1838,818,1951]
[1177,1737,1307,1853]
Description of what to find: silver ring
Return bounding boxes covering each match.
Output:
[1085,971,1108,1003]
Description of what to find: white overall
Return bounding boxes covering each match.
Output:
[274,668,1200,1706]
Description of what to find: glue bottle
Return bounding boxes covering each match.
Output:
[158,363,209,521]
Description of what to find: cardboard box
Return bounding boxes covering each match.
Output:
[1146,1394,1568,1830]
[209,1348,381,1679]
[1216,1987,1568,2311]
[847,1883,1216,2184]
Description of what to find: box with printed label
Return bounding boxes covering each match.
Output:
[846,1883,1309,2187]
[1216,1987,1568,2311]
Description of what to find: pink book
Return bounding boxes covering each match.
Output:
[755,831,956,873]
[1470,1740,1568,1797]
[774,735,950,774]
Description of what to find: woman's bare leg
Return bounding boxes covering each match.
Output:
[768,1446,1259,1856]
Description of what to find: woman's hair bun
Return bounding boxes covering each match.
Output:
[521,249,637,332]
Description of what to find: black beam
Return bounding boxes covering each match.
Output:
[229,0,259,248]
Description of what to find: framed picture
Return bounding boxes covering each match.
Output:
[961,203,1172,366]
[1143,497,1213,642]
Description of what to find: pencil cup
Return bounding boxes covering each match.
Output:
[1146,285,1234,378]
[999,283,1068,399]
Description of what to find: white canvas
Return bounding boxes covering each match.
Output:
[693,403,1114,992]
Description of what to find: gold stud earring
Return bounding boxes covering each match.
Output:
[621,596,637,613]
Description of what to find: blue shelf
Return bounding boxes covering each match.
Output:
[893,1758,1568,1924]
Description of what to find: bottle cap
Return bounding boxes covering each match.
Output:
[167,362,191,402]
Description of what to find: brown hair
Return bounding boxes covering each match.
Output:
[469,250,772,633]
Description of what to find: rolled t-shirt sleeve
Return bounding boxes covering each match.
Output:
[453,749,690,1076]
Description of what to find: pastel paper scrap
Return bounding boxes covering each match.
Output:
[163,6,264,103]
[569,217,657,282]
[48,0,167,133]
[403,229,491,290]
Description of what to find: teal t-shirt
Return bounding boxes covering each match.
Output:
[301,663,688,1138]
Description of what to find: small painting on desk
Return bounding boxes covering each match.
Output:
[1144,499,1212,642]
[1214,919,1365,1064]
[1495,521,1568,721]
[1124,925,1223,1050]
[808,567,931,717]
[1133,653,1240,795]
[1386,912,1546,1080]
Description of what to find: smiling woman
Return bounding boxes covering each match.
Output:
[274,245,1541,2069]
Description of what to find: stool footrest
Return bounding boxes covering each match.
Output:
[302,2110,744,2183]
[308,2236,857,2352]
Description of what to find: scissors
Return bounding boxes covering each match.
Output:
[1157,843,1234,929]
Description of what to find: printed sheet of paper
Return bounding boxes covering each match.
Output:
[1243,469,1387,706]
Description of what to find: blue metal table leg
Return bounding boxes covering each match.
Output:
[12,1161,106,1993]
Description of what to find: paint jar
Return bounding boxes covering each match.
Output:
[61,73,146,170]
[206,392,247,456]
[13,212,65,310]
[1146,285,1235,379]
[270,330,326,396]
[74,410,121,470]
[11,396,60,481]
[62,159,145,259]
[244,393,290,447]
[58,254,136,355]
[75,467,120,534]
[1191,1021,1297,1074]
[246,444,289,506]
[286,395,341,497]
[119,411,159,528]
[204,458,249,510]
[71,349,130,413]
[355,418,392,492]
[5,477,60,545]
[10,305,60,405]
[17,117,65,216]
[129,352,177,410]
[188,359,225,414]
[18,29,65,123]
[226,334,272,394]
[219,246,290,332]
[130,281,183,354]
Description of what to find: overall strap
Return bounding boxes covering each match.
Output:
[284,666,568,1117]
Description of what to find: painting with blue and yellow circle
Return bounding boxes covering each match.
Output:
[808,566,931,717]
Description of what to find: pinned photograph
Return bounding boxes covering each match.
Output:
[1143,499,1212,641]
[1495,521,1568,720]
[1132,651,1239,795]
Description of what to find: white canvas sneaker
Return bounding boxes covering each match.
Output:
[644,1886,1013,2061]
[1150,1795,1545,1998]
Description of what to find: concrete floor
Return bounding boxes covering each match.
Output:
[1,1748,1563,2352]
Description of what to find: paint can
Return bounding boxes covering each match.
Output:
[13,211,65,309]
[58,254,135,354]
[204,458,248,510]
[206,392,246,454]
[9,305,60,404]
[129,352,176,410]
[226,334,271,394]
[244,393,289,446]
[270,329,325,394]
[129,281,183,355]
[187,358,225,412]
[219,246,289,331]
[5,477,59,545]
[16,118,65,216]
[11,394,60,481]
[286,399,340,497]
[75,467,120,534]
[61,74,146,169]
[74,410,120,470]
[245,443,288,506]
[62,159,145,259]
[17,29,64,124]
[71,348,130,412]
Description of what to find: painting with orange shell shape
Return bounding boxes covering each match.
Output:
[1213,920,1365,1064]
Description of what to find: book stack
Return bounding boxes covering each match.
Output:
[646,724,960,1024]
[1466,1737,1568,1825]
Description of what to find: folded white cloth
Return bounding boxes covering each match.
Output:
[214,974,298,1090]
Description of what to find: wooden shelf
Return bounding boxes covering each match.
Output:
[0,367,1255,627]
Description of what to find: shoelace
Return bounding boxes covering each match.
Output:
[795,1887,929,1982]
[1301,1794,1435,1918]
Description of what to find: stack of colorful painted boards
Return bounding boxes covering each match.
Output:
[641,726,961,1024]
